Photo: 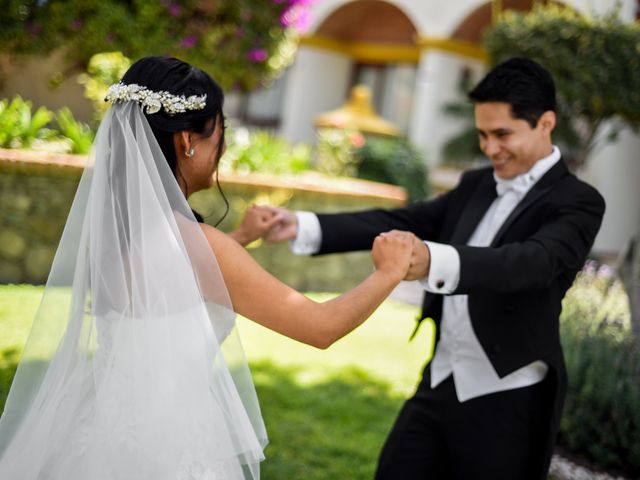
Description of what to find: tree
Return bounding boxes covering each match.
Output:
[484,4,640,170]
[484,4,640,339]
[0,0,313,91]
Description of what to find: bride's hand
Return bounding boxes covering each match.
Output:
[372,230,414,281]
[229,204,283,246]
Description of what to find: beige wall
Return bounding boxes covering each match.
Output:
[0,50,92,123]
[0,150,406,288]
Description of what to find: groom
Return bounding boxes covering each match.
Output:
[239,58,605,479]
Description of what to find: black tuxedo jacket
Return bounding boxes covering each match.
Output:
[315,159,605,456]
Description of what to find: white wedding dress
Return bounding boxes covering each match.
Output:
[0,103,267,479]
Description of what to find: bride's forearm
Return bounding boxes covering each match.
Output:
[204,223,406,349]
[227,229,251,246]
[302,269,402,349]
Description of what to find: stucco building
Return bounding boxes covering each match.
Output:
[236,0,640,257]
[2,0,638,257]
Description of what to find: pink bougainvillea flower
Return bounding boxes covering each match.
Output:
[247,48,268,62]
[26,23,43,36]
[280,3,313,33]
[179,35,198,49]
[349,132,366,149]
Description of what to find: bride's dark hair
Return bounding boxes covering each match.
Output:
[120,56,228,224]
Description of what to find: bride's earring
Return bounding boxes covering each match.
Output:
[185,147,195,158]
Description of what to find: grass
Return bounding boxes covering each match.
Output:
[0,285,431,479]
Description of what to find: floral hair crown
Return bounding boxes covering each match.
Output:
[105,82,207,115]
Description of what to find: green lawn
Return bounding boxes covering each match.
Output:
[0,285,432,479]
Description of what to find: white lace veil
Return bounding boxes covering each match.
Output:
[0,101,267,479]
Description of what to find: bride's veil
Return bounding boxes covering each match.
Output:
[0,102,267,479]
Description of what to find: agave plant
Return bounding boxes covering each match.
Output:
[55,107,95,154]
[0,96,55,149]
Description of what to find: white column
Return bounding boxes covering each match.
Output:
[582,126,640,256]
[409,49,484,167]
[279,46,352,143]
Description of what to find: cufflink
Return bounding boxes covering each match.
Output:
[436,279,445,289]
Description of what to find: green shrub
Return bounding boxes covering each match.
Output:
[0,96,95,154]
[0,96,55,149]
[560,263,640,476]
[315,128,362,177]
[355,136,430,201]
[78,52,132,123]
[484,4,640,169]
[315,130,429,200]
[2,1,309,91]
[222,127,311,175]
[55,108,94,154]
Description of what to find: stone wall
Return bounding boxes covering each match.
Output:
[0,148,407,291]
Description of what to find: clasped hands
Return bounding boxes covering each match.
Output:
[232,205,431,281]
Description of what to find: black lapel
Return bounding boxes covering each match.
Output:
[491,159,569,246]
[450,170,497,244]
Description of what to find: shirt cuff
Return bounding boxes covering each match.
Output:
[419,241,460,294]
[289,211,322,256]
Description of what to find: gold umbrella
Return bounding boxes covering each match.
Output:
[314,84,400,137]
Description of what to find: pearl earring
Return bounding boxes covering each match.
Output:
[185,147,195,157]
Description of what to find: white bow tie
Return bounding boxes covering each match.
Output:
[494,174,534,197]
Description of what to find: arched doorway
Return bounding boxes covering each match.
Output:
[295,0,420,136]
[451,0,562,44]
[315,0,417,46]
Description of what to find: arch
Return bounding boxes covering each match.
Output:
[451,0,569,44]
[315,0,418,46]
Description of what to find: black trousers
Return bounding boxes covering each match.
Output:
[375,372,554,480]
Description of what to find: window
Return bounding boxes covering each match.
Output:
[351,63,417,134]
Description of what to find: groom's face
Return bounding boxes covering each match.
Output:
[474,102,555,179]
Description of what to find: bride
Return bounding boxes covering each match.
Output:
[0,56,413,479]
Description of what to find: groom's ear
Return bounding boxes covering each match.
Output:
[538,111,556,135]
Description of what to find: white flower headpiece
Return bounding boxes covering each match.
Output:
[105,82,207,115]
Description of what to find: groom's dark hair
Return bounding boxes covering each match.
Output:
[468,57,556,128]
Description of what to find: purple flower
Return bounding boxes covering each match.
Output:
[168,3,181,17]
[583,260,597,276]
[597,264,615,278]
[281,5,313,33]
[26,23,43,36]
[247,48,268,62]
[288,0,315,6]
[70,18,82,30]
[280,10,292,27]
[179,35,198,49]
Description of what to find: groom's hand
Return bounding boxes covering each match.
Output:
[404,234,431,281]
[264,208,298,243]
[229,204,284,247]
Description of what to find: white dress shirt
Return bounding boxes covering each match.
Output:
[290,211,323,255]
[425,146,560,401]
[290,146,561,402]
